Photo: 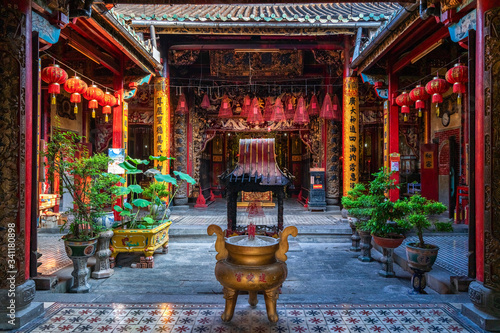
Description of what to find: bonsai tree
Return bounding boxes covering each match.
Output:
[45,126,122,241]
[341,183,374,232]
[394,194,447,248]
[112,155,195,229]
[364,168,411,238]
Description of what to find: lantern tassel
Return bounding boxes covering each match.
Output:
[92,109,95,118]
[457,93,462,106]
[436,104,440,117]
[418,109,422,117]
[74,104,78,114]
[51,94,56,105]
[105,114,109,122]
[404,114,408,122]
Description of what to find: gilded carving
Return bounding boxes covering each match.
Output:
[174,112,188,200]
[326,121,340,200]
[309,118,322,167]
[440,0,462,12]
[147,26,352,37]
[484,6,500,291]
[0,5,27,288]
[191,110,215,195]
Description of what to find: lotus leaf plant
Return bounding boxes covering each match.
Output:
[112,155,196,229]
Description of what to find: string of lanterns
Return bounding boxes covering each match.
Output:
[177,91,341,125]
[395,62,468,121]
[40,57,119,122]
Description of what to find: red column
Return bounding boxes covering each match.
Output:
[112,58,124,221]
[388,63,399,201]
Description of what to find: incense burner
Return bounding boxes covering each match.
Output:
[207,224,298,323]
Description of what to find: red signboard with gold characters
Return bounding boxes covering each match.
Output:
[342,77,359,196]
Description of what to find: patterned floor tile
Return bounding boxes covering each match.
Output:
[20,304,481,333]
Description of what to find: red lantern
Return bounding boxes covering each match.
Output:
[270,97,286,122]
[175,93,188,114]
[308,94,320,116]
[425,76,449,116]
[396,91,412,122]
[63,76,87,114]
[409,85,429,117]
[293,96,309,124]
[83,85,104,118]
[201,94,211,109]
[41,64,68,104]
[262,97,274,122]
[99,91,117,122]
[247,97,263,124]
[320,93,334,119]
[332,94,341,121]
[285,95,295,120]
[240,95,252,118]
[445,63,468,105]
[218,95,233,118]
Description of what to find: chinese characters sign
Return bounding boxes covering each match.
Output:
[154,77,169,174]
[383,101,389,171]
[423,151,434,169]
[342,77,359,196]
[123,101,128,157]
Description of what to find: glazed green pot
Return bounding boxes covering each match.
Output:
[63,238,98,258]
[405,242,439,272]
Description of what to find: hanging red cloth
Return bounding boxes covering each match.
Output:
[270,97,286,122]
[247,97,263,124]
[320,93,334,119]
[285,95,295,120]
[201,94,211,109]
[262,97,274,122]
[247,201,265,218]
[293,96,309,124]
[308,94,320,116]
[218,95,233,118]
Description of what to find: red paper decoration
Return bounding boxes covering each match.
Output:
[201,94,211,109]
[445,63,468,105]
[308,94,320,116]
[425,76,449,116]
[285,96,295,120]
[320,93,334,119]
[270,97,286,122]
[175,93,188,114]
[64,76,87,114]
[247,97,263,124]
[218,95,233,118]
[41,64,68,104]
[396,91,411,122]
[409,85,429,117]
[262,97,274,122]
[99,91,117,122]
[293,96,309,124]
[240,95,252,118]
[83,85,104,118]
[332,94,341,121]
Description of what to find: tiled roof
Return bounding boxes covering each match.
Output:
[112,3,400,24]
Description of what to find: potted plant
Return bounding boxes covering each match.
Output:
[110,155,195,266]
[341,183,373,259]
[45,126,121,292]
[395,194,446,292]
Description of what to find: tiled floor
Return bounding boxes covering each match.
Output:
[22,303,481,333]
[396,235,468,277]
[37,234,73,276]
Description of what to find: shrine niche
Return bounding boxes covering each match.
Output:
[210,50,303,77]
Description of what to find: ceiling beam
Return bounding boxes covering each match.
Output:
[102,0,412,4]
[169,42,344,51]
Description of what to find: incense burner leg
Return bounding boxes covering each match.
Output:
[264,287,280,323]
[221,287,238,322]
[248,291,258,307]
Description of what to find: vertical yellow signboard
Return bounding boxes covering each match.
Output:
[383,100,389,171]
[123,101,128,157]
[342,77,359,196]
[154,77,168,174]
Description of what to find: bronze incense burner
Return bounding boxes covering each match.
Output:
[207,224,298,323]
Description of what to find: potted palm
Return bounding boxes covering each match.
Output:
[110,155,195,266]
[395,194,446,293]
[45,126,121,292]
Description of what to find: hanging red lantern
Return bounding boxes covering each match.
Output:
[425,76,449,117]
[409,85,429,117]
[218,95,233,118]
[445,63,468,106]
[396,91,412,122]
[270,97,286,122]
[41,64,68,105]
[332,94,341,121]
[63,76,87,114]
[99,91,117,123]
[83,85,104,118]
[240,95,252,118]
[293,96,309,124]
[285,95,295,120]
[308,94,320,116]
[262,97,274,122]
[320,93,334,119]
[175,93,188,114]
[201,94,211,109]
[247,98,263,124]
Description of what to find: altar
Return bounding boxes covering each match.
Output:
[237,191,275,208]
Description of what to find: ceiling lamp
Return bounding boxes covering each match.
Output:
[63,76,87,114]
[396,91,411,122]
[445,63,468,106]
[83,84,104,118]
[218,95,233,118]
[409,85,429,117]
[41,64,68,104]
[293,96,309,124]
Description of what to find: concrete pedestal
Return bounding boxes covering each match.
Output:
[0,280,44,330]
[462,281,500,331]
[462,303,500,331]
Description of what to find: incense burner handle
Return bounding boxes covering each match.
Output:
[208,224,228,260]
[275,226,298,262]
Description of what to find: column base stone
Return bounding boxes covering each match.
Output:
[462,303,500,331]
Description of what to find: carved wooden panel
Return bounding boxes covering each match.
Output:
[484,6,500,291]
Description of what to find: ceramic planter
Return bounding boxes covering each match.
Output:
[63,237,98,293]
[405,242,440,293]
[110,220,172,266]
